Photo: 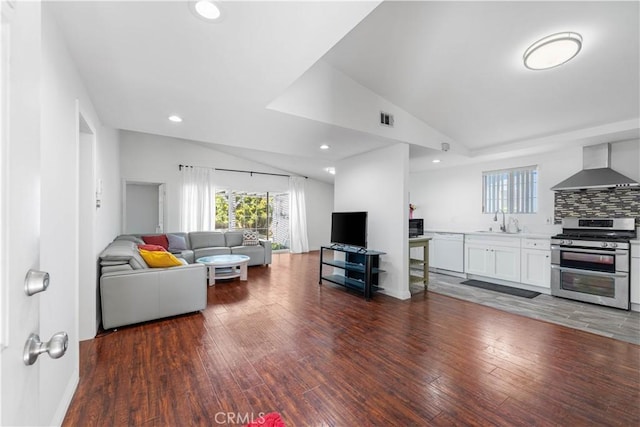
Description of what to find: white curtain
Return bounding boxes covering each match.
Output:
[288,176,309,253]
[180,166,215,232]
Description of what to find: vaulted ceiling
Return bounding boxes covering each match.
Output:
[49,1,639,182]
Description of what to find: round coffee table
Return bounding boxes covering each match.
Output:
[196,254,250,286]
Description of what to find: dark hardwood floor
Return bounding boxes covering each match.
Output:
[63,252,640,426]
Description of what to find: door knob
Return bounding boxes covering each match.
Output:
[23,332,68,366]
[24,269,49,296]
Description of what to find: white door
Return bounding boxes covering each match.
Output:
[1,1,68,425]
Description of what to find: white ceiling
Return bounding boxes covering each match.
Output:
[49,1,640,182]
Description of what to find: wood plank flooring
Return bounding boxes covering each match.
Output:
[63,252,640,426]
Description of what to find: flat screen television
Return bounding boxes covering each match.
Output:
[330,211,368,249]
[409,218,424,238]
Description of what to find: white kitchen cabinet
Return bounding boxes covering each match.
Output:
[464,235,520,282]
[520,239,551,288]
[465,243,491,276]
[631,241,640,308]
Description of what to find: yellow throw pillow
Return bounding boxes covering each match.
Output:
[139,248,183,268]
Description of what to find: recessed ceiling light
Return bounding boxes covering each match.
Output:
[324,167,336,175]
[192,0,221,21]
[320,144,330,150]
[523,32,582,70]
[432,159,441,163]
[168,115,183,123]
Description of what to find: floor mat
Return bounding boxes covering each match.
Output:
[461,279,540,299]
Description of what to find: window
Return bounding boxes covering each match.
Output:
[482,166,538,214]
[215,189,289,250]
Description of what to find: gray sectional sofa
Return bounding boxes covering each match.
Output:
[99,231,272,330]
[115,230,272,266]
[99,239,207,329]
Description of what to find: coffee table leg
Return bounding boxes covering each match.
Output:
[240,262,248,281]
[209,266,215,286]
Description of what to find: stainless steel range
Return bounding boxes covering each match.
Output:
[551,218,637,310]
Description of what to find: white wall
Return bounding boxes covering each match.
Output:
[119,130,333,250]
[335,143,410,300]
[40,6,121,424]
[410,140,640,233]
[95,126,121,249]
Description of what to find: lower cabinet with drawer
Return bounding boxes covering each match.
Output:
[520,238,551,288]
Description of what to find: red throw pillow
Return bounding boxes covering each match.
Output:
[137,244,167,252]
[141,235,169,250]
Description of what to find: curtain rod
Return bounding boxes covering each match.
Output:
[178,164,307,179]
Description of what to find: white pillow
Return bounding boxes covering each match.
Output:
[242,230,260,246]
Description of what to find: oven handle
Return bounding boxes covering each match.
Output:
[551,246,627,256]
[551,265,628,278]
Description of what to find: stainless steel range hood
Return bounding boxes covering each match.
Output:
[551,143,639,190]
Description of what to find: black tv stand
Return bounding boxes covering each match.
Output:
[319,246,386,300]
[329,243,367,253]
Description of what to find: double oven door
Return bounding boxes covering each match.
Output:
[551,243,630,310]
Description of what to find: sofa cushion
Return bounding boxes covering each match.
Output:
[242,230,260,246]
[139,249,183,268]
[167,233,188,252]
[189,231,226,249]
[225,231,244,247]
[142,234,169,250]
[193,247,231,260]
[99,240,147,270]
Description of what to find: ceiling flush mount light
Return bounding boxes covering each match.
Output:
[191,0,222,21]
[523,32,582,70]
[432,159,441,163]
[320,144,330,150]
[324,167,336,175]
[168,115,183,123]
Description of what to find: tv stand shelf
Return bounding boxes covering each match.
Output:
[319,246,386,300]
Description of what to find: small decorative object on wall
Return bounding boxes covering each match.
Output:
[409,204,416,219]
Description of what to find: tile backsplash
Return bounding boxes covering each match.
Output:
[554,188,640,224]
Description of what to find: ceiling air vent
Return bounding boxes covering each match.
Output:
[380,111,394,128]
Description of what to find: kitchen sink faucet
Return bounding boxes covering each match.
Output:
[494,210,506,232]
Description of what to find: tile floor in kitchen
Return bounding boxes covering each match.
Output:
[414,271,640,345]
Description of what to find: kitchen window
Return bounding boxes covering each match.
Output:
[482,166,538,214]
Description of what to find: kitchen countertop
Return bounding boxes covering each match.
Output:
[424,229,554,240]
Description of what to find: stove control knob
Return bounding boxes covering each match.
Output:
[600,242,608,248]
[610,242,618,248]
[567,240,573,245]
